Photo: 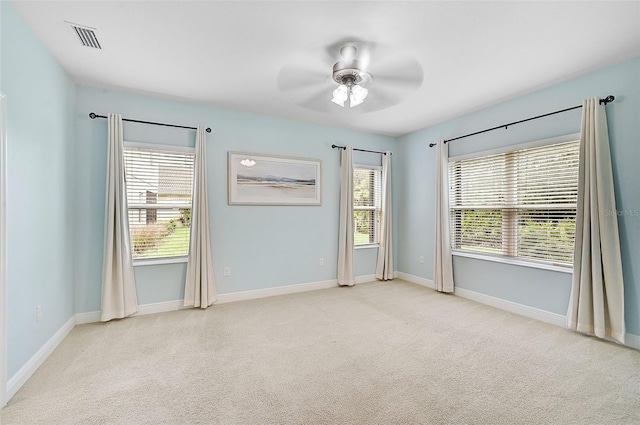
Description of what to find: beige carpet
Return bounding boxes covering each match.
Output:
[2,280,639,425]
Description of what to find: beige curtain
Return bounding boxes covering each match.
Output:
[184,128,217,308]
[567,98,625,343]
[337,146,355,286]
[101,114,138,321]
[375,151,393,280]
[434,140,454,293]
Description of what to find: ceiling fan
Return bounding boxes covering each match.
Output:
[329,44,373,108]
[277,40,424,113]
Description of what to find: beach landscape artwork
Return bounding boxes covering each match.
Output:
[228,152,322,205]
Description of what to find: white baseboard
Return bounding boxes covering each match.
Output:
[453,287,567,327]
[136,300,189,315]
[76,276,375,323]
[397,271,564,327]
[396,271,640,350]
[74,311,101,325]
[625,333,640,350]
[75,299,191,325]
[6,315,75,401]
[75,275,385,324]
[217,278,339,304]
[395,272,435,289]
[355,274,376,284]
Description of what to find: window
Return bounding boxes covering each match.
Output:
[449,138,580,267]
[124,143,195,261]
[354,166,381,246]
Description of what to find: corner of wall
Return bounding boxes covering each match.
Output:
[2,0,78,383]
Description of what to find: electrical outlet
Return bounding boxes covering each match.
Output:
[419,256,425,264]
[223,267,231,277]
[319,258,325,266]
[36,305,42,323]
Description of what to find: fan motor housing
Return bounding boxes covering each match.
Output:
[332,59,372,87]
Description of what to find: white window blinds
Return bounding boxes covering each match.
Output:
[354,167,382,245]
[449,140,580,266]
[124,146,195,260]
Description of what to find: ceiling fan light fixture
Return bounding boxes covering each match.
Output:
[350,85,368,107]
[331,84,348,107]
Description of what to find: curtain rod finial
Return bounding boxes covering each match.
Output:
[601,95,615,105]
[206,128,212,133]
[429,143,437,148]
[89,112,97,119]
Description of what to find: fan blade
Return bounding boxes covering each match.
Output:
[353,41,381,72]
[296,86,335,113]
[359,85,406,112]
[373,74,423,92]
[370,56,424,90]
[277,65,330,93]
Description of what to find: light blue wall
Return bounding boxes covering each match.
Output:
[74,86,397,313]
[1,3,76,377]
[397,57,640,335]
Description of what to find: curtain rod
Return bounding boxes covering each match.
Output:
[331,144,391,155]
[89,113,212,133]
[428,95,615,148]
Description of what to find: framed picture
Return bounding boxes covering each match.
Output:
[228,151,322,205]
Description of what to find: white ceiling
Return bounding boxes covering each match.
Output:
[12,1,640,137]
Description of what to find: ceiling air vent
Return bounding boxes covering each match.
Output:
[67,22,101,49]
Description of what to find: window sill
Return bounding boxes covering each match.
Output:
[452,250,572,274]
[355,244,379,250]
[133,256,188,267]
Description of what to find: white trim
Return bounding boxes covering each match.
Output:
[396,272,640,350]
[216,275,378,304]
[353,163,382,171]
[354,244,379,250]
[74,275,385,324]
[397,272,565,326]
[453,287,567,327]
[75,300,190,325]
[395,272,435,289]
[452,250,573,274]
[625,333,640,351]
[6,316,75,401]
[355,274,376,284]
[123,140,195,154]
[76,279,343,323]
[397,272,566,326]
[74,311,102,325]
[0,93,6,407]
[217,279,339,304]
[128,204,192,210]
[133,256,188,267]
[135,300,188,315]
[448,132,580,162]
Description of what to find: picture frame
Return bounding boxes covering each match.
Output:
[228,151,322,205]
